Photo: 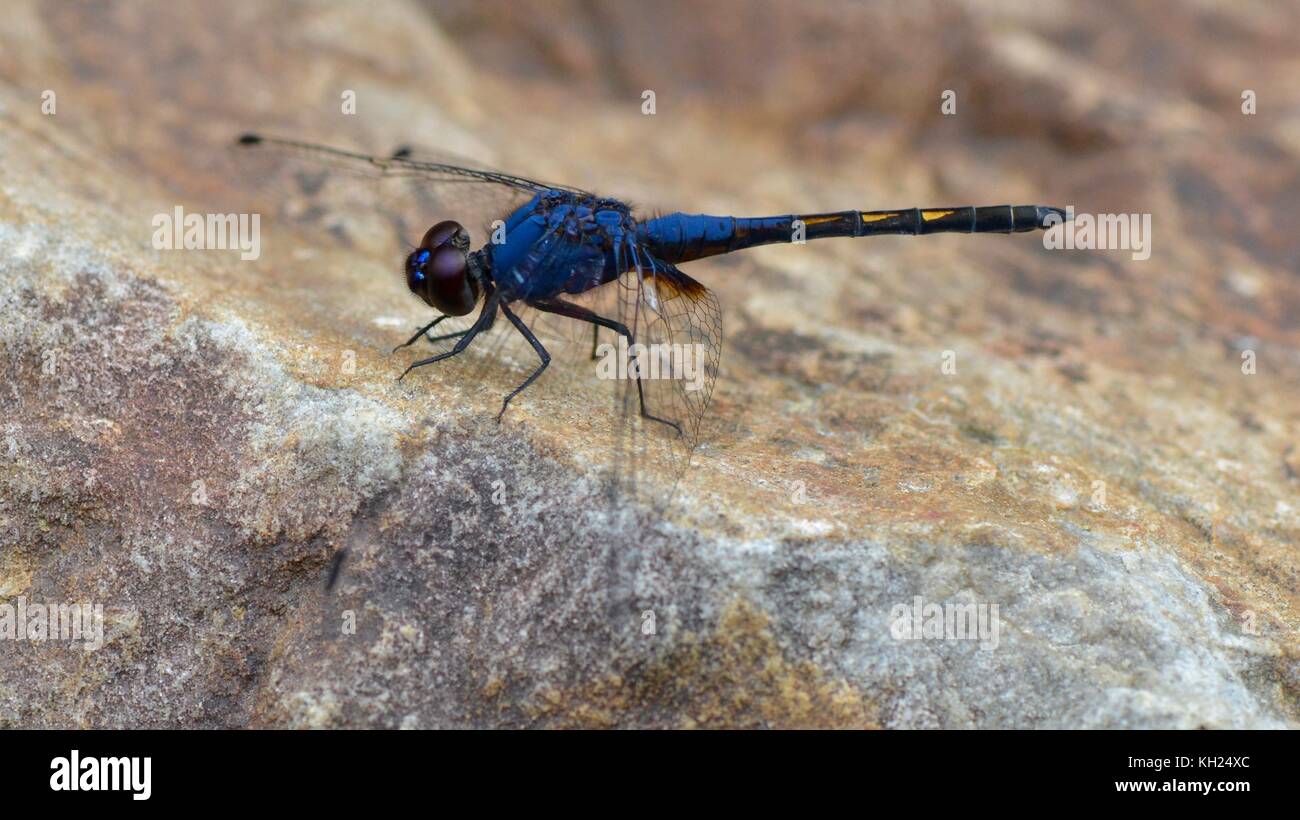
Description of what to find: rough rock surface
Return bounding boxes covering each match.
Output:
[1,0,1297,728]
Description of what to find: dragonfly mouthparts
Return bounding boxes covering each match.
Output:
[468,247,492,282]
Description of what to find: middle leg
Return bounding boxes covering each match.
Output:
[528,297,682,436]
[496,302,551,422]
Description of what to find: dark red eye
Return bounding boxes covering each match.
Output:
[420,220,466,251]
[404,221,480,316]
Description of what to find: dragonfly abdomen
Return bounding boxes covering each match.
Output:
[640,204,1066,264]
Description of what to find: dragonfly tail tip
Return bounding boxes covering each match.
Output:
[1037,205,1070,226]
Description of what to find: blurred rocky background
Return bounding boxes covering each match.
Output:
[0,0,1297,727]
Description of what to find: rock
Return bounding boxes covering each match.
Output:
[0,0,1297,728]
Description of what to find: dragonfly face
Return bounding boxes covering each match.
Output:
[404,219,481,316]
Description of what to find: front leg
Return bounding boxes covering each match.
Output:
[393,315,449,352]
[398,292,499,381]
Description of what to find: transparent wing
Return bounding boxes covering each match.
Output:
[237,133,589,195]
[232,134,591,258]
[611,239,723,508]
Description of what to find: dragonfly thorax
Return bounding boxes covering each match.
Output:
[487,190,639,301]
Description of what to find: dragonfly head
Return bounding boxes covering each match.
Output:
[405,220,481,316]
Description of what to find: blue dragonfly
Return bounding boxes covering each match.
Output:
[238,133,1065,466]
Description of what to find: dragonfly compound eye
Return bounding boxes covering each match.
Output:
[406,221,479,316]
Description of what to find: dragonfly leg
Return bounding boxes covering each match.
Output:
[528,298,683,436]
[590,324,600,360]
[398,293,498,381]
[424,329,471,346]
[393,315,450,353]
[496,302,550,422]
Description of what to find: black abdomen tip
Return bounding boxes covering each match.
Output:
[237,133,263,145]
[1036,205,1068,226]
[1009,205,1069,231]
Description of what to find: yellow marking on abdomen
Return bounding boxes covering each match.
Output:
[861,212,898,223]
[922,210,955,221]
